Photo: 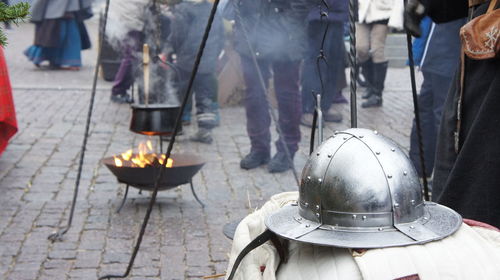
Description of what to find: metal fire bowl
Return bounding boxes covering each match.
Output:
[102,153,205,191]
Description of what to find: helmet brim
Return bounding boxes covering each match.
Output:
[265,202,462,249]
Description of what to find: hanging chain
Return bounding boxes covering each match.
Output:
[48,0,112,242]
[348,0,357,128]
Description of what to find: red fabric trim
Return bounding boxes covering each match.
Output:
[463,219,500,232]
[394,274,420,280]
[0,47,17,156]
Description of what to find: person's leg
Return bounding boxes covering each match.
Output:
[190,73,217,143]
[356,23,375,99]
[362,23,388,108]
[239,55,272,169]
[323,22,346,119]
[269,59,301,173]
[409,71,435,177]
[111,31,143,102]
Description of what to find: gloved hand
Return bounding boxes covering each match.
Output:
[404,0,426,37]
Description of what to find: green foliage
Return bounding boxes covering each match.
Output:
[0,2,30,46]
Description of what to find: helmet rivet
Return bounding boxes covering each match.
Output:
[374,130,379,135]
[315,205,320,210]
[424,217,428,220]
[394,203,399,207]
[403,171,408,176]
[315,213,320,218]
[316,152,320,156]
[387,175,392,179]
[391,148,396,152]
[343,137,347,140]
[305,224,310,228]
[410,225,415,229]
[376,151,380,155]
[327,154,332,158]
[297,217,302,221]
[352,214,357,219]
[362,216,367,220]
[334,131,339,134]
[411,200,416,205]
[318,178,322,183]
[305,202,309,207]
[359,135,364,138]
[307,176,311,180]
[378,227,383,231]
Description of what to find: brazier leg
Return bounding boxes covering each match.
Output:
[190,180,205,208]
[116,184,130,213]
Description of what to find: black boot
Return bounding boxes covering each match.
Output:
[362,61,388,108]
[240,150,270,170]
[358,59,375,99]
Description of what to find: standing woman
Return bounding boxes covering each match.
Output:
[356,0,403,108]
[24,0,93,70]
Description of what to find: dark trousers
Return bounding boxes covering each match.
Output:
[112,31,143,96]
[177,69,217,129]
[409,71,453,177]
[240,55,301,155]
[302,21,346,113]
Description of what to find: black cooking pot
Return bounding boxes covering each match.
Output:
[130,104,182,136]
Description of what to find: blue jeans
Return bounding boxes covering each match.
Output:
[409,71,453,177]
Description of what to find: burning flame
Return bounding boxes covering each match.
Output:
[113,140,173,168]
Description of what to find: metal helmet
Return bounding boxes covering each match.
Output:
[266,128,462,248]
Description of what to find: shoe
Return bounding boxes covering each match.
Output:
[361,95,382,108]
[324,110,343,123]
[300,113,320,128]
[332,92,348,104]
[362,89,373,99]
[190,128,213,144]
[111,93,132,104]
[240,151,270,170]
[268,151,294,173]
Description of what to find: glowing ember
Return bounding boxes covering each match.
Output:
[113,140,174,168]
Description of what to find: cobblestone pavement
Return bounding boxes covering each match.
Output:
[1,20,422,279]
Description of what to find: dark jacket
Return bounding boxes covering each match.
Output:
[224,0,314,61]
[420,18,466,77]
[429,1,500,228]
[168,0,224,74]
[306,0,348,23]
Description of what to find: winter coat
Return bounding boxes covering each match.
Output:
[106,0,148,43]
[357,0,404,29]
[224,0,315,62]
[168,0,224,73]
[30,0,93,22]
[428,0,500,228]
[306,0,348,23]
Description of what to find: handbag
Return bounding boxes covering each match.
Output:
[460,0,500,59]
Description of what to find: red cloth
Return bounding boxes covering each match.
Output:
[0,47,17,156]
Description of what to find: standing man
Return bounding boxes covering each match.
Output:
[300,0,348,127]
[356,0,404,108]
[225,0,312,173]
[408,18,466,182]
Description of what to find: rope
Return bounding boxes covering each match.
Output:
[48,0,112,242]
[98,0,221,278]
[403,0,429,201]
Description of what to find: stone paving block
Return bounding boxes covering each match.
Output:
[73,250,101,269]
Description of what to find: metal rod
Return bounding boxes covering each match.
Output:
[316,94,323,146]
[190,180,205,208]
[404,25,430,201]
[98,0,221,278]
[48,0,111,242]
[116,185,130,213]
[348,0,358,128]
